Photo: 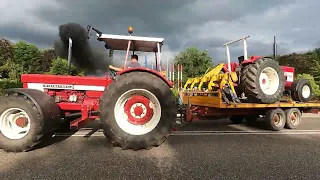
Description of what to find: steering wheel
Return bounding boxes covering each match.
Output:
[108,68,118,79]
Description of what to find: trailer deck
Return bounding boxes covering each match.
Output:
[180,90,320,131]
[182,93,320,109]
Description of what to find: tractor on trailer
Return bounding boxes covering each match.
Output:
[181,36,320,130]
[0,26,177,152]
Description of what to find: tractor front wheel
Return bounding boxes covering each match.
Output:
[291,79,312,102]
[0,95,46,152]
[99,71,176,150]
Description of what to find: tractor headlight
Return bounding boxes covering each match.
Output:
[69,94,77,102]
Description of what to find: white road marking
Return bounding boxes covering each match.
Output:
[52,129,320,137]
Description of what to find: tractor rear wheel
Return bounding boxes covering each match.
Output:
[241,57,285,104]
[99,71,176,150]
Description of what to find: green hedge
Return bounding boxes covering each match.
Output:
[0,79,22,95]
[171,88,179,97]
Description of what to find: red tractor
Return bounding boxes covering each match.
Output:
[220,36,312,104]
[0,26,177,152]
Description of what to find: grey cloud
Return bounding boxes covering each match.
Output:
[0,0,319,69]
[0,24,57,48]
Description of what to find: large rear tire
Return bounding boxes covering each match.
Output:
[241,57,285,104]
[99,71,176,150]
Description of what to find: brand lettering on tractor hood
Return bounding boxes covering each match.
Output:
[43,84,74,89]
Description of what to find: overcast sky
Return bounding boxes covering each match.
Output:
[1,0,318,66]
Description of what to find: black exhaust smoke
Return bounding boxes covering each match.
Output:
[54,23,112,73]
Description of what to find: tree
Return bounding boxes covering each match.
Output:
[276,52,314,75]
[0,38,13,65]
[39,48,57,73]
[296,73,320,97]
[0,38,14,78]
[12,41,43,74]
[48,57,83,76]
[174,47,214,82]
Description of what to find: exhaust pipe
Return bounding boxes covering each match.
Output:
[273,36,277,60]
[67,38,72,75]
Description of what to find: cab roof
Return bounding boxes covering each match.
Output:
[96,33,164,52]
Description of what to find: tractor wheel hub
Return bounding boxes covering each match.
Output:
[124,95,154,125]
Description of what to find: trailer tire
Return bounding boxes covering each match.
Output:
[241,58,285,104]
[0,95,45,152]
[291,79,312,102]
[265,108,286,131]
[99,71,176,150]
[284,108,302,129]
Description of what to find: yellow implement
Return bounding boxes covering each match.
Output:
[197,63,225,90]
[183,67,212,90]
[183,63,239,100]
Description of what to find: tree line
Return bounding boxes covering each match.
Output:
[174,47,320,96]
[0,37,319,96]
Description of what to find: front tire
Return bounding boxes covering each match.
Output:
[291,79,312,102]
[0,95,44,152]
[99,71,176,150]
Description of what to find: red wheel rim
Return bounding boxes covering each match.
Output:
[124,95,154,125]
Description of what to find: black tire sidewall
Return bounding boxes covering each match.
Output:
[0,96,44,151]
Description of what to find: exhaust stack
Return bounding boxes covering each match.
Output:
[273,36,277,60]
[67,38,72,75]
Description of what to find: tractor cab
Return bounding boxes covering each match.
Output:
[87,25,167,77]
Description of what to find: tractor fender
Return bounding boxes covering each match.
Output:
[118,68,173,88]
[241,56,263,65]
[3,88,62,129]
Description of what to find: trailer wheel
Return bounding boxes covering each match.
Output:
[241,58,285,104]
[0,96,44,152]
[284,108,302,129]
[264,108,286,131]
[99,71,176,150]
[291,79,312,102]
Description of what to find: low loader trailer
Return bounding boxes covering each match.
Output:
[181,91,320,130]
[180,36,320,130]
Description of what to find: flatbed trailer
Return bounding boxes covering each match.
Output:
[181,90,320,131]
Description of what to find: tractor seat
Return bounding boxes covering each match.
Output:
[238,56,244,63]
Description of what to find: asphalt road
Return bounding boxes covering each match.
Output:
[1,114,320,180]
